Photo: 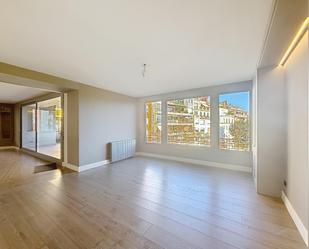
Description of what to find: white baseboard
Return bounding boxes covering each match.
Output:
[62,162,80,172]
[79,160,110,172]
[0,146,19,150]
[135,152,252,173]
[62,160,110,172]
[281,191,308,246]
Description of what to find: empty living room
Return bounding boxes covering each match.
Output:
[0,0,308,248]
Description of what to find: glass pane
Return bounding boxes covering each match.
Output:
[37,97,62,159]
[21,104,36,151]
[167,96,211,146]
[145,101,161,143]
[219,92,250,151]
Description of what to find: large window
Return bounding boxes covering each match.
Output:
[219,92,250,151]
[167,96,211,146]
[145,101,161,143]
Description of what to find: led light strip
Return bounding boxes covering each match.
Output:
[279,17,309,66]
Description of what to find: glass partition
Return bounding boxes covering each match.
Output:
[21,103,36,151]
[37,97,62,159]
[21,96,62,159]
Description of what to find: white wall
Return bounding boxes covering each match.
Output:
[67,90,79,165]
[255,66,286,197]
[78,85,137,166]
[252,75,257,187]
[254,0,309,243]
[136,81,252,170]
[284,32,308,230]
[254,30,308,245]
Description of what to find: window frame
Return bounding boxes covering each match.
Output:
[166,95,211,147]
[143,88,252,154]
[144,101,162,144]
[218,90,252,152]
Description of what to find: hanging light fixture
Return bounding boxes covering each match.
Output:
[142,63,147,77]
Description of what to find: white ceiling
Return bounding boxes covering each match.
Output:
[0,82,49,103]
[0,0,273,97]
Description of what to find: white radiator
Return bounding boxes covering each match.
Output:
[110,139,136,163]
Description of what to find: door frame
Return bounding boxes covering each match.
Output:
[20,93,64,163]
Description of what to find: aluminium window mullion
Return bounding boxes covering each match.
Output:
[35,102,38,152]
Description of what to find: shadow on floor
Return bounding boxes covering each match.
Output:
[33,163,57,173]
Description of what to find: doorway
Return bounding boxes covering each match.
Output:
[0,104,14,146]
[21,96,63,160]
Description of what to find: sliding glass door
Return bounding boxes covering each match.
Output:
[37,97,62,159]
[21,96,62,159]
[21,103,36,151]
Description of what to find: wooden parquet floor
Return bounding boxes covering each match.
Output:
[0,150,306,249]
[0,148,71,187]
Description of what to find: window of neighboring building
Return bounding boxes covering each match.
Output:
[145,101,162,143]
[167,96,211,146]
[219,92,250,151]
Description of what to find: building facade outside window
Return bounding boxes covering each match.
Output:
[167,96,211,146]
[144,91,251,151]
[145,101,162,143]
[219,92,250,151]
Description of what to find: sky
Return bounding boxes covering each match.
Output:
[219,91,249,112]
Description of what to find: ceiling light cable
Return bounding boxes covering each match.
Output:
[142,64,147,77]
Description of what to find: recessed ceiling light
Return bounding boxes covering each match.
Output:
[279,17,309,66]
